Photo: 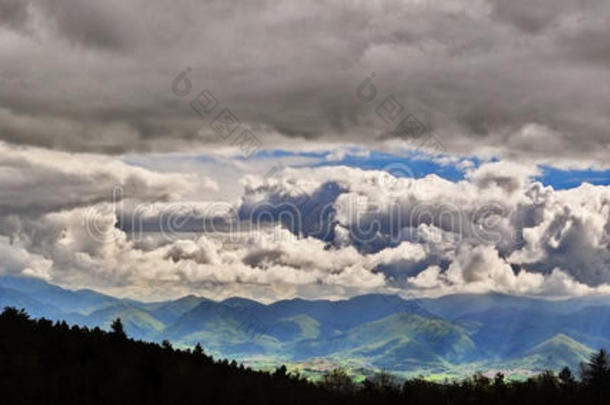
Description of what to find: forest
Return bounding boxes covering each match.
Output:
[1,307,610,405]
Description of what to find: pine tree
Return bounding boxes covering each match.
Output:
[110,318,126,339]
[161,339,173,351]
[559,367,575,384]
[193,343,204,357]
[581,348,610,393]
[273,365,287,378]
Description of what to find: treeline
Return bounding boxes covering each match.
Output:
[1,307,609,404]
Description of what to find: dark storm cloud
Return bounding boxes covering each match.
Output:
[487,0,590,33]
[38,0,133,50]
[0,0,29,31]
[0,0,133,50]
[0,0,609,165]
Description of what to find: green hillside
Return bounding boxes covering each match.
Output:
[504,334,594,371]
[86,302,165,339]
[3,275,610,378]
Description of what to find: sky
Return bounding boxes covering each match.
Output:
[1,0,610,302]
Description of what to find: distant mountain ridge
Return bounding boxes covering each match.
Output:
[1,275,607,377]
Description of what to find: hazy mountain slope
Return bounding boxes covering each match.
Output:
[85,302,165,339]
[500,334,593,371]
[415,293,565,320]
[0,276,117,315]
[558,306,610,350]
[0,285,63,319]
[291,312,478,368]
[267,314,321,341]
[264,294,432,332]
[3,275,610,375]
[131,295,209,324]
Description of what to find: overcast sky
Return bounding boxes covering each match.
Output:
[1,0,610,301]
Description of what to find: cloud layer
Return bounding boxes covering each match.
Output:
[0,0,609,165]
[1,1,610,301]
[2,148,609,301]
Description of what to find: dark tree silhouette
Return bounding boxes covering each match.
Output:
[321,368,355,393]
[161,339,173,351]
[581,348,610,397]
[110,318,126,339]
[273,364,288,378]
[193,342,204,357]
[559,367,575,385]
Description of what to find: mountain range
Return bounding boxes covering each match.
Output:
[1,275,609,379]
